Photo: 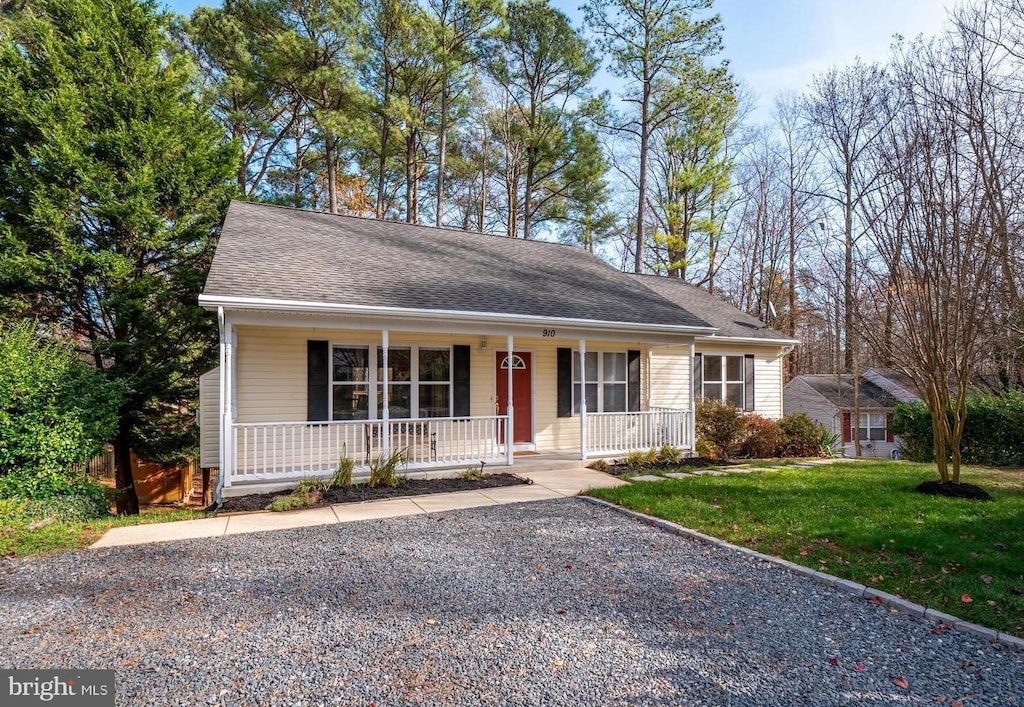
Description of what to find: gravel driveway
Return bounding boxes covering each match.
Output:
[2,498,1021,706]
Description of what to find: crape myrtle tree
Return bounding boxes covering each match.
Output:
[0,0,238,514]
[860,30,1009,485]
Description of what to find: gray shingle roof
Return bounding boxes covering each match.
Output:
[202,201,712,330]
[628,274,796,342]
[793,374,899,410]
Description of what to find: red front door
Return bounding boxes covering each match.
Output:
[496,351,532,444]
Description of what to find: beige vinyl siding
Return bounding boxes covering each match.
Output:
[649,342,787,419]
[233,326,654,453]
[198,367,220,468]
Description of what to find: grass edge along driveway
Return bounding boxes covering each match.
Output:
[588,461,1024,636]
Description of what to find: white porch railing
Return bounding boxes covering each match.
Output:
[586,409,689,457]
[229,415,508,486]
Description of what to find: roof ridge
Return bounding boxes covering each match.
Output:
[230,198,589,254]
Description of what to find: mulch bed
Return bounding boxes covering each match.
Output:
[600,457,738,477]
[217,473,529,513]
[916,480,993,501]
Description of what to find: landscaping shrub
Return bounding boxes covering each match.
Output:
[695,438,721,460]
[0,484,110,522]
[695,399,746,458]
[625,449,658,470]
[778,413,826,458]
[892,392,1024,466]
[658,444,683,465]
[331,455,355,487]
[0,323,122,500]
[736,414,784,458]
[368,448,406,488]
[459,466,484,481]
[267,494,316,512]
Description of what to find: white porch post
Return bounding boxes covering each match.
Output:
[506,334,514,467]
[579,338,587,460]
[688,341,697,452]
[381,329,390,455]
[221,311,235,490]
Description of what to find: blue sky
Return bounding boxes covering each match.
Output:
[162,0,952,122]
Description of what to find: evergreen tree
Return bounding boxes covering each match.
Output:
[0,0,239,514]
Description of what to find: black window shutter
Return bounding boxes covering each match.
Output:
[744,354,755,411]
[693,352,703,401]
[627,350,641,412]
[452,345,471,416]
[307,340,330,421]
[557,348,572,417]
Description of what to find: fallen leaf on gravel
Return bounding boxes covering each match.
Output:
[951,702,963,707]
[828,658,840,666]
[932,624,949,635]
[854,663,866,671]
[868,596,883,605]
[960,594,973,604]
[892,676,910,690]
[931,698,946,703]
[426,619,437,625]
[564,563,574,570]
[553,659,564,667]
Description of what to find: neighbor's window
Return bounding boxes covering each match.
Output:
[332,346,370,420]
[858,413,887,442]
[703,354,744,407]
[418,348,451,418]
[573,351,628,413]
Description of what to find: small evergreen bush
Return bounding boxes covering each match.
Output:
[695,399,746,458]
[778,413,826,458]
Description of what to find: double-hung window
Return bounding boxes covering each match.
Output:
[572,351,628,413]
[332,346,371,420]
[331,345,451,420]
[858,413,887,442]
[702,355,745,408]
[418,348,451,418]
[377,348,412,419]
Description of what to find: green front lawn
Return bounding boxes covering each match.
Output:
[0,505,208,557]
[589,461,1024,635]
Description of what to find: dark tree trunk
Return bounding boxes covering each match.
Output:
[112,419,139,515]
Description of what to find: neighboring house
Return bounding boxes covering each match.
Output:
[199,201,797,497]
[784,370,905,458]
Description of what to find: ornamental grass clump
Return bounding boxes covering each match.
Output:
[368,448,406,488]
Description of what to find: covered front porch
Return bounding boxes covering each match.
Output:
[209,310,698,496]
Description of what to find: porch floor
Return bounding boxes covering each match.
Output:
[91,467,626,548]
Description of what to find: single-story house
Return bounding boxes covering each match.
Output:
[783,368,913,458]
[198,201,798,497]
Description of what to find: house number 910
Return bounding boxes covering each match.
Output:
[542,329,556,337]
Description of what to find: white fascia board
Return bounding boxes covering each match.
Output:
[197,294,719,337]
[696,334,801,346]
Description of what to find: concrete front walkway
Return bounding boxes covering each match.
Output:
[90,468,625,548]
